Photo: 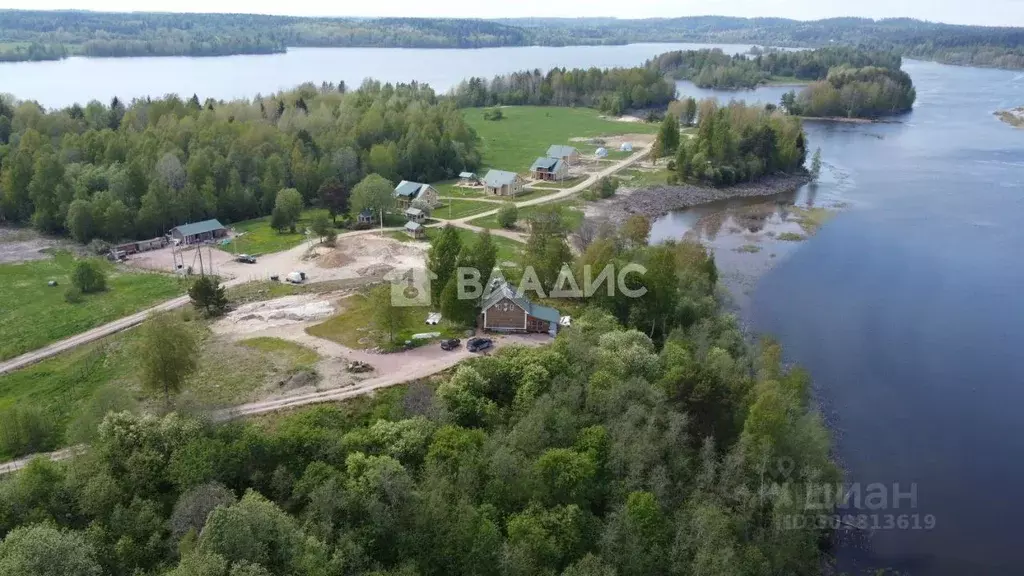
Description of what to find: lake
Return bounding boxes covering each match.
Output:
[653,61,1024,575]
[4,44,1024,575]
[0,43,754,109]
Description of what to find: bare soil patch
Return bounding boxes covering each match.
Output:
[0,226,78,264]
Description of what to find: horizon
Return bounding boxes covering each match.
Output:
[1,2,1022,28]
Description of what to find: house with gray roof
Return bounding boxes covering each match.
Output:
[530,157,569,181]
[546,145,580,165]
[482,169,525,197]
[479,282,560,336]
[170,219,227,245]
[394,181,440,208]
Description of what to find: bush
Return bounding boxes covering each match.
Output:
[87,238,112,256]
[189,276,228,318]
[64,286,83,303]
[496,203,518,229]
[71,260,107,294]
[0,405,59,457]
[482,107,504,121]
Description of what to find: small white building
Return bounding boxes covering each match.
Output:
[595,147,608,158]
[620,142,633,152]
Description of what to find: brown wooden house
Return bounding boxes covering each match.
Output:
[479,283,560,336]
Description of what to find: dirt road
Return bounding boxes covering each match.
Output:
[0,333,547,475]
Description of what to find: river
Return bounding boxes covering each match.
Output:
[3,45,1024,575]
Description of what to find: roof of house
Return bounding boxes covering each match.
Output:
[482,282,561,324]
[530,157,563,171]
[547,145,579,158]
[404,221,423,231]
[395,180,426,198]
[483,169,519,188]
[459,171,477,179]
[405,207,424,216]
[171,219,225,237]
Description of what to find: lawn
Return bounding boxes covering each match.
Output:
[0,252,186,361]
[306,293,459,350]
[0,315,312,458]
[224,208,329,255]
[469,200,585,233]
[435,181,559,203]
[435,199,498,219]
[619,166,672,188]
[529,176,586,190]
[463,106,658,173]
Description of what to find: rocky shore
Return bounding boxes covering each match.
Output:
[593,173,813,222]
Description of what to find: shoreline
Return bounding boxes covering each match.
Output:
[589,172,813,222]
[995,107,1024,128]
[799,116,901,124]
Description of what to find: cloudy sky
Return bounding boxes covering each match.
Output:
[0,0,1021,27]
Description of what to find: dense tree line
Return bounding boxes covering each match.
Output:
[3,11,1019,69]
[0,226,838,575]
[646,47,904,89]
[450,66,675,114]
[781,66,917,118]
[0,81,480,243]
[675,100,808,186]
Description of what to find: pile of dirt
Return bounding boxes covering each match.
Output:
[317,250,354,269]
[277,369,319,391]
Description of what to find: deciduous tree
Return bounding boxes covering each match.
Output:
[138,313,198,407]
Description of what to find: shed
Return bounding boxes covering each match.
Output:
[458,171,480,185]
[595,147,608,158]
[620,142,633,152]
[404,221,425,239]
[405,207,426,223]
[530,157,569,181]
[482,169,525,197]
[170,219,227,245]
[546,145,581,165]
[357,209,375,224]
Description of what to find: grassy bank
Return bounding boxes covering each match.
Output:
[0,252,185,361]
[463,106,657,173]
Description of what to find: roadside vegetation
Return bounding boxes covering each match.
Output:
[0,251,184,361]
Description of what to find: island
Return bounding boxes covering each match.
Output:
[646,46,903,90]
[996,107,1024,128]
[779,66,917,119]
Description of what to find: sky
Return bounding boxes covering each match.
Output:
[0,0,1022,27]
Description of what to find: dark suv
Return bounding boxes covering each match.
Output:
[440,338,461,351]
[467,337,493,353]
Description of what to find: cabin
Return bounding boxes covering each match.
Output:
[482,169,525,197]
[170,219,227,246]
[530,157,569,181]
[546,145,581,166]
[404,221,425,239]
[458,171,480,186]
[357,209,375,225]
[394,181,440,209]
[479,282,560,336]
[405,207,426,223]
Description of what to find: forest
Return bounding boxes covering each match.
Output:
[672,100,808,186]
[449,66,676,115]
[646,46,904,89]
[0,11,1021,70]
[0,217,840,575]
[0,81,481,243]
[780,66,918,118]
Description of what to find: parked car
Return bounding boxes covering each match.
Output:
[235,254,257,264]
[440,338,461,351]
[467,337,493,353]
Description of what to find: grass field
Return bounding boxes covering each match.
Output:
[435,182,559,203]
[619,166,672,188]
[435,199,498,219]
[469,200,585,232]
[463,106,658,173]
[387,227,523,264]
[306,293,459,350]
[0,315,314,458]
[0,252,186,361]
[224,208,329,255]
[529,176,586,190]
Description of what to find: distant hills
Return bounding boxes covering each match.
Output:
[0,11,1021,69]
